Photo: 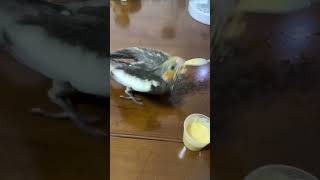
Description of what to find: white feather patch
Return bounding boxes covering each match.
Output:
[112,69,159,92]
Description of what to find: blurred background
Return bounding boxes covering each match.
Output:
[0,0,107,179]
[213,0,320,179]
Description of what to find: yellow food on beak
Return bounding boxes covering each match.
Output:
[178,58,209,75]
[162,70,175,82]
[184,58,209,66]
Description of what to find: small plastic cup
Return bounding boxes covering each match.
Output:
[183,113,210,151]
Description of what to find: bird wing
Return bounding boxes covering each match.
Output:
[16,0,109,57]
[110,47,171,70]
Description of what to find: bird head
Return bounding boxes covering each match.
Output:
[160,56,185,82]
[164,57,210,93]
[160,57,210,82]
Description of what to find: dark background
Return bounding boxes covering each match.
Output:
[213,2,320,180]
[0,0,108,179]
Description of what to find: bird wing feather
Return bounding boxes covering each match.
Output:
[110,47,170,70]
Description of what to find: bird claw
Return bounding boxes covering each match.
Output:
[120,95,144,105]
[133,100,144,105]
[31,107,100,124]
[120,95,141,101]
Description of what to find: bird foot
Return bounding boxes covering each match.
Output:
[31,108,100,124]
[120,95,143,105]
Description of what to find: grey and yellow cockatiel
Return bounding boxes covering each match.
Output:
[110,47,209,105]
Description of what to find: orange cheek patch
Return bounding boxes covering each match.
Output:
[162,71,175,81]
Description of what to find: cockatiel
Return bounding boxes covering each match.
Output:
[110,47,185,105]
[110,47,209,105]
[0,0,109,136]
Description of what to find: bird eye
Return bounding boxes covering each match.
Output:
[170,65,175,70]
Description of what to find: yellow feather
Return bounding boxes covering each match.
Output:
[162,71,175,82]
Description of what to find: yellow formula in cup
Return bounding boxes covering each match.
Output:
[187,121,210,144]
[183,114,210,151]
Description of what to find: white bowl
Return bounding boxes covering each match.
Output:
[188,0,210,25]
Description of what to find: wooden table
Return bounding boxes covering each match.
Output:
[110,0,211,180]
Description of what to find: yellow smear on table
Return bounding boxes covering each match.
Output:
[187,121,210,144]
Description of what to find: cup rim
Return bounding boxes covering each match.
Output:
[183,113,210,146]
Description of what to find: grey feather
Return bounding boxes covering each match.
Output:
[110,47,170,69]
